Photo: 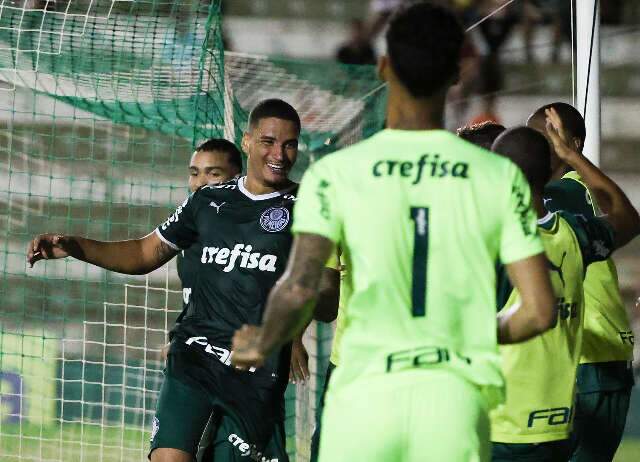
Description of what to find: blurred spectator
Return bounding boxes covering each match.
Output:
[522,1,571,63]
[336,19,376,65]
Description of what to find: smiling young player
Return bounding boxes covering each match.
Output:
[27,98,338,462]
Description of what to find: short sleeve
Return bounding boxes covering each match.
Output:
[155,193,199,250]
[499,163,544,264]
[561,212,616,266]
[292,160,342,244]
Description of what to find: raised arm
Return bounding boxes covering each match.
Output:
[232,233,334,368]
[497,253,557,344]
[546,108,640,248]
[27,231,178,275]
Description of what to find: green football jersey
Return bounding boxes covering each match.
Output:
[545,172,634,363]
[490,211,615,443]
[293,129,543,404]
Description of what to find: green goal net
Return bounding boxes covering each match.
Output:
[0,1,386,461]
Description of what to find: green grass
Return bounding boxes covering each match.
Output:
[1,423,300,461]
[1,423,150,462]
[614,438,640,462]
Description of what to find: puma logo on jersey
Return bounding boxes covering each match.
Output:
[209,201,226,213]
[200,244,277,272]
[547,252,566,287]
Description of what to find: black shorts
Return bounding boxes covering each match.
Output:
[149,347,288,461]
[492,440,572,462]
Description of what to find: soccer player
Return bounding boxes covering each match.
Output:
[170,138,243,353]
[457,121,506,150]
[489,121,640,462]
[27,98,337,462]
[231,4,557,461]
[527,102,636,461]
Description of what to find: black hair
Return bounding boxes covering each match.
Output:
[248,98,301,134]
[386,2,464,98]
[491,126,552,190]
[527,102,586,149]
[195,138,242,172]
[457,122,506,150]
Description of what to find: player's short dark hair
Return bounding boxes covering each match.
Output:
[492,126,552,190]
[527,102,586,148]
[386,2,464,98]
[248,99,301,134]
[457,122,506,150]
[195,138,242,172]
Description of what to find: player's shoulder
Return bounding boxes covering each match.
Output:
[193,177,241,199]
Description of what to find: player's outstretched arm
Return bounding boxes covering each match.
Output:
[27,231,178,275]
[232,233,334,368]
[546,108,640,248]
[497,253,557,344]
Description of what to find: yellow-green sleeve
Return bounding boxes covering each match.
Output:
[499,163,544,264]
[292,160,342,244]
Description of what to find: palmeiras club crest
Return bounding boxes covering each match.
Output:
[260,206,290,232]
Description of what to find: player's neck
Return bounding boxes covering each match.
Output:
[385,86,445,131]
[243,174,293,196]
[533,194,547,218]
[551,163,571,180]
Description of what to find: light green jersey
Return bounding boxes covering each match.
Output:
[293,129,543,404]
[545,172,633,363]
[490,211,615,443]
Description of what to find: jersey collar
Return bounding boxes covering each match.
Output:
[237,176,296,201]
[537,211,556,230]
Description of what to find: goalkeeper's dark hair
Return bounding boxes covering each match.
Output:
[492,126,552,190]
[457,122,506,150]
[386,2,464,98]
[248,99,301,134]
[196,138,242,172]
[527,102,586,149]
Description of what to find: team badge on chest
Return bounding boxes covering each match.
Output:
[260,206,290,232]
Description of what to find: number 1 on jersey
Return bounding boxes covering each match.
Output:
[410,207,429,317]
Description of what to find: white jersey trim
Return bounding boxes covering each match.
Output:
[537,212,555,226]
[154,228,180,251]
[237,176,296,201]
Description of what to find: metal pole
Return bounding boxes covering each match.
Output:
[576,0,601,166]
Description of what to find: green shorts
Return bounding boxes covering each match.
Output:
[318,370,490,462]
[149,351,288,462]
[492,440,572,462]
[569,389,631,462]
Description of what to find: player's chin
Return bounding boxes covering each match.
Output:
[263,165,290,187]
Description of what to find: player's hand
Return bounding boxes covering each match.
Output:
[160,342,170,362]
[232,324,265,369]
[289,337,309,384]
[27,233,73,267]
[545,107,579,163]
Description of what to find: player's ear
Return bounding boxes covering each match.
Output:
[572,137,582,153]
[241,132,250,157]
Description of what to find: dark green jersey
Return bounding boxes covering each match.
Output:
[175,246,200,325]
[156,176,297,380]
